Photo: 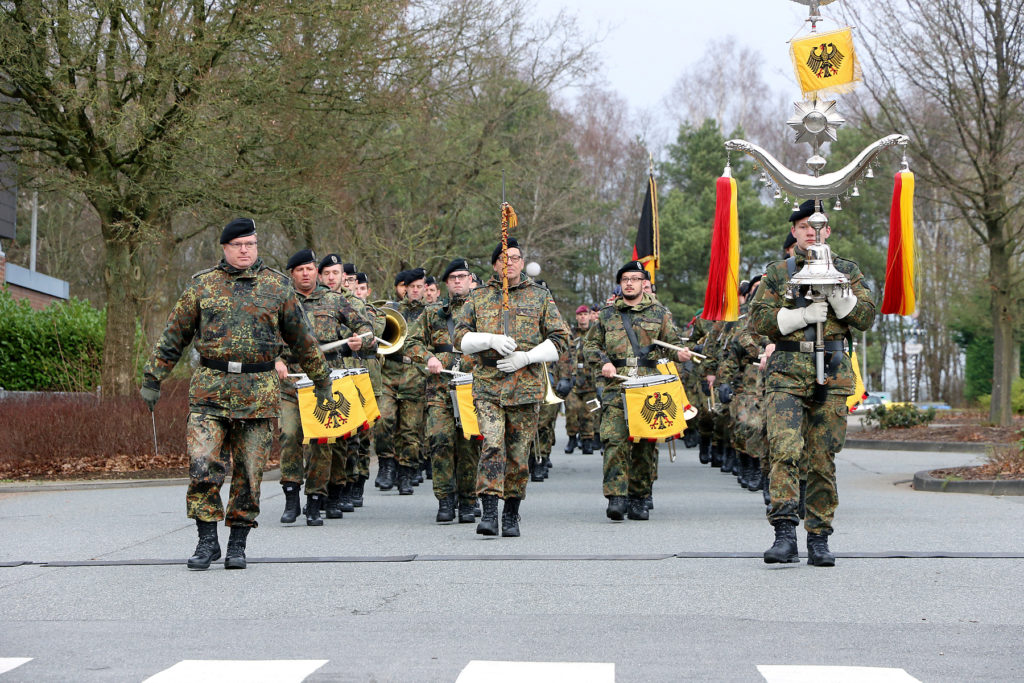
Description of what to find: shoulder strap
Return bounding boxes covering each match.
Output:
[619,310,653,359]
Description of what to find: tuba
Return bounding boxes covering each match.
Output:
[375,305,407,356]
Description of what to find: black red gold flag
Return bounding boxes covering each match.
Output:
[632,173,659,283]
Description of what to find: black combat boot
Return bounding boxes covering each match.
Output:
[762,474,771,506]
[747,459,763,492]
[737,453,752,488]
[501,498,521,537]
[720,445,734,473]
[581,437,594,455]
[458,498,476,523]
[710,441,723,468]
[305,494,324,526]
[224,525,250,570]
[377,458,396,490]
[476,494,499,535]
[279,482,301,524]
[474,499,482,517]
[644,495,654,511]
[423,457,433,481]
[436,493,456,523]
[339,482,355,512]
[798,479,807,519]
[729,447,742,476]
[565,434,578,454]
[606,495,627,521]
[807,532,836,567]
[187,520,221,570]
[530,456,545,482]
[351,475,366,508]
[763,522,799,564]
[698,434,712,464]
[626,496,649,520]
[325,484,345,519]
[397,465,415,495]
[541,456,552,478]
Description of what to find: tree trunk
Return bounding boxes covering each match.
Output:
[100,235,145,397]
[989,240,1014,426]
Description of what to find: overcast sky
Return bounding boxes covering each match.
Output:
[538,0,847,113]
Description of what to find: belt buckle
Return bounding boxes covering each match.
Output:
[626,358,638,367]
[403,356,411,365]
[799,341,814,353]
[227,361,242,373]
[576,363,584,369]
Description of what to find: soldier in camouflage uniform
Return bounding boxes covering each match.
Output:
[563,305,598,455]
[377,268,429,495]
[685,313,717,465]
[140,218,331,571]
[454,237,569,536]
[350,272,387,507]
[527,278,560,482]
[750,200,875,566]
[583,261,691,521]
[406,258,482,523]
[275,250,376,526]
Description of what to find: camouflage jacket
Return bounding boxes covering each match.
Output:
[583,293,684,400]
[750,248,876,396]
[381,297,428,398]
[406,295,470,406]
[568,329,597,393]
[719,306,768,395]
[453,276,569,405]
[143,258,329,419]
[359,301,387,397]
[279,285,376,403]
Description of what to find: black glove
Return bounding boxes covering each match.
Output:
[693,343,704,354]
[554,377,573,399]
[314,379,334,403]
[700,379,710,396]
[139,382,160,411]
[717,383,734,404]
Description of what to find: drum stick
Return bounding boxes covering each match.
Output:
[320,331,373,353]
[651,339,707,360]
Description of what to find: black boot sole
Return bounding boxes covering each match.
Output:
[186,550,221,570]
[224,557,246,569]
[763,555,800,564]
[476,522,498,535]
[807,556,836,567]
[306,518,323,526]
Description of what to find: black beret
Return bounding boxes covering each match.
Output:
[355,272,368,284]
[318,253,341,272]
[442,258,471,281]
[491,237,521,265]
[286,249,316,271]
[343,263,357,275]
[738,279,752,297]
[405,267,426,284]
[220,217,256,244]
[424,275,436,286]
[471,273,483,285]
[783,233,797,251]
[394,270,409,287]
[615,260,650,283]
[749,273,763,288]
[788,199,824,223]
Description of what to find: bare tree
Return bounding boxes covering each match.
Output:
[848,0,1024,424]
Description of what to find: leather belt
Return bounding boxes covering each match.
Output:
[432,344,454,353]
[480,358,499,367]
[777,340,846,353]
[385,355,413,365]
[200,357,275,374]
[611,358,657,369]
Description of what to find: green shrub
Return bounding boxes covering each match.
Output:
[863,403,937,429]
[0,288,105,391]
[976,377,1024,414]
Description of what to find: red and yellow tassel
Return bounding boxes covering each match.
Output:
[702,173,740,321]
[881,170,915,315]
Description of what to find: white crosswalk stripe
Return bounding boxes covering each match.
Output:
[758,665,922,682]
[0,660,31,676]
[456,660,615,682]
[142,659,328,682]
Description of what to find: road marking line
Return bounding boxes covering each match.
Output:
[143,659,328,682]
[456,660,615,682]
[758,665,922,682]
[0,659,32,675]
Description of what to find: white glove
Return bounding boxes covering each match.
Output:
[827,288,858,319]
[495,339,559,373]
[776,302,828,335]
[461,332,517,356]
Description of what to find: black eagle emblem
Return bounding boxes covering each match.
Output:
[806,42,844,78]
[640,391,677,430]
[355,386,367,408]
[313,390,351,428]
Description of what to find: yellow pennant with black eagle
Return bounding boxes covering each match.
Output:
[790,28,861,99]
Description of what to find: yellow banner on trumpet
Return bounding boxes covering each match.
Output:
[298,375,367,443]
[455,381,482,440]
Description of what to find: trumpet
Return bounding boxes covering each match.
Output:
[375,305,407,356]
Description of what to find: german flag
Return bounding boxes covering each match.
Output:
[632,173,659,283]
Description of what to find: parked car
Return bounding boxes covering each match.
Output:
[850,394,890,413]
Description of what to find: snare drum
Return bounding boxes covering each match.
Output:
[296,368,369,443]
[452,374,482,440]
[620,373,693,443]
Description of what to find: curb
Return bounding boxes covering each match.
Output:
[912,469,1024,496]
[0,469,283,494]
[846,439,991,454]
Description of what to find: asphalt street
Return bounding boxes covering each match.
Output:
[1,416,1022,682]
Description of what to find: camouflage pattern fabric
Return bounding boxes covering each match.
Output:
[564,390,596,440]
[426,402,481,504]
[474,400,539,499]
[453,276,569,405]
[186,413,273,527]
[377,389,424,468]
[531,401,559,460]
[562,330,597,439]
[750,248,876,533]
[278,399,308,484]
[599,404,656,498]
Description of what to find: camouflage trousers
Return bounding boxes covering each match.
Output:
[565,390,596,439]
[278,398,309,484]
[599,402,656,498]
[186,412,272,527]
[426,400,481,504]
[531,402,559,459]
[765,391,848,534]
[475,399,540,499]
[730,389,762,454]
[378,389,424,467]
